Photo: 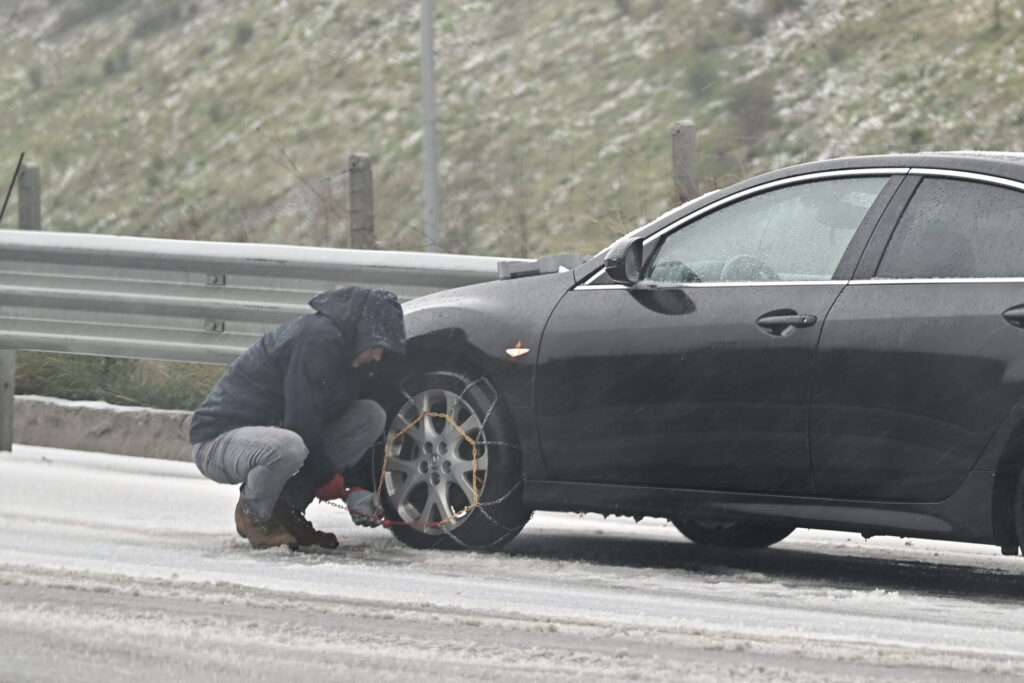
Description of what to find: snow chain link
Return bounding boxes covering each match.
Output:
[376,410,481,527]
[323,375,526,548]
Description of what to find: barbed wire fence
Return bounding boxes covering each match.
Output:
[360,125,703,258]
[360,123,827,258]
[8,118,835,260]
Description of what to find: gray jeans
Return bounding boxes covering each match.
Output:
[192,399,386,523]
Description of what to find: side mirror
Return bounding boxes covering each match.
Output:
[604,237,644,286]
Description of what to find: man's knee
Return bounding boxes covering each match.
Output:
[267,429,308,472]
[358,399,387,439]
[323,400,387,458]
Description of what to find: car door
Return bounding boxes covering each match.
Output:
[534,172,900,494]
[811,172,1024,500]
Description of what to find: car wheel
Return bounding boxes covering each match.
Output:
[672,519,795,548]
[1013,466,1024,553]
[373,368,530,551]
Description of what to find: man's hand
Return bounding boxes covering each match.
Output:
[345,488,383,527]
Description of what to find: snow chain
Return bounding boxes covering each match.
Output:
[323,374,525,548]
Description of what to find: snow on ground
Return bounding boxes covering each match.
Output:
[2,445,1024,682]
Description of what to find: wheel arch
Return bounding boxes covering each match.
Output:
[404,329,498,383]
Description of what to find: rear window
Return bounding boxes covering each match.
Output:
[877,178,1024,279]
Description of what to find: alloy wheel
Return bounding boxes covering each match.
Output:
[382,387,488,534]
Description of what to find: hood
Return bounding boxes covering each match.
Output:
[309,287,406,355]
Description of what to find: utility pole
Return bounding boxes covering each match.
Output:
[419,0,441,252]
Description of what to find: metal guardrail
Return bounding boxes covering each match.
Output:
[0,230,514,364]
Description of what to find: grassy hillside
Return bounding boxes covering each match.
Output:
[5,0,1023,261]
[6,0,1024,409]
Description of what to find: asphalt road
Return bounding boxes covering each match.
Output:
[2,446,1023,682]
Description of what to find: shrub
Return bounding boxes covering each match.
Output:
[687,53,718,94]
[132,4,183,39]
[102,46,131,78]
[16,352,222,411]
[908,126,932,147]
[27,65,44,90]
[764,0,804,16]
[729,74,779,138]
[55,0,127,34]
[208,100,227,123]
[235,22,254,47]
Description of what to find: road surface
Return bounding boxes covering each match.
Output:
[2,445,1023,681]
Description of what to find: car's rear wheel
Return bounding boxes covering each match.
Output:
[1012,466,1024,554]
[373,368,529,551]
[672,519,795,548]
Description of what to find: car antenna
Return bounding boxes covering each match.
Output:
[0,152,25,227]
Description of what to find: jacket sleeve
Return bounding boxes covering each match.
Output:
[281,324,347,461]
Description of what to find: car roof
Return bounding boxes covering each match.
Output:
[927,150,1024,164]
[740,151,1024,184]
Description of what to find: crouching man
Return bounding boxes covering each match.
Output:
[189,287,405,549]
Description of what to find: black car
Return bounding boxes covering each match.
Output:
[370,152,1024,557]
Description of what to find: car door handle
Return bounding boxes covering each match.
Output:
[756,311,818,335]
[1003,305,1024,328]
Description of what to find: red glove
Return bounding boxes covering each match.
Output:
[315,473,346,501]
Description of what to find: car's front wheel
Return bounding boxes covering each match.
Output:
[672,519,795,548]
[373,368,530,551]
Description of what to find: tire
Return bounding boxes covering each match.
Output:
[672,519,795,548]
[372,368,530,551]
[1013,467,1024,553]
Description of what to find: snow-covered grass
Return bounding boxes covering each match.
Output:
[5,0,1024,259]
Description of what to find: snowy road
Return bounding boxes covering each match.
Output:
[2,446,1024,682]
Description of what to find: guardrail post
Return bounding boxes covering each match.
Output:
[671,120,698,204]
[348,154,375,250]
[0,353,13,452]
[18,163,41,231]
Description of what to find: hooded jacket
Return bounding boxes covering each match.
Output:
[189,287,405,462]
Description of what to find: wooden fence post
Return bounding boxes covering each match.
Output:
[348,154,375,250]
[18,163,41,231]
[671,120,698,204]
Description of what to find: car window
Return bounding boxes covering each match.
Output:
[876,178,1024,279]
[645,177,889,284]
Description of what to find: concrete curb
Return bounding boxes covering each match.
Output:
[13,395,192,462]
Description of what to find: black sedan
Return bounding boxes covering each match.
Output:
[369,152,1024,557]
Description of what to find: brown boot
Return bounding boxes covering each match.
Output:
[235,501,298,549]
[272,500,339,549]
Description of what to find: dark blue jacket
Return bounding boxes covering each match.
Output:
[189,287,405,463]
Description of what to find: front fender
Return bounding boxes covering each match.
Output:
[399,271,576,482]
[401,270,574,407]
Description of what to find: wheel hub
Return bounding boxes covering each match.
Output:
[383,387,489,533]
